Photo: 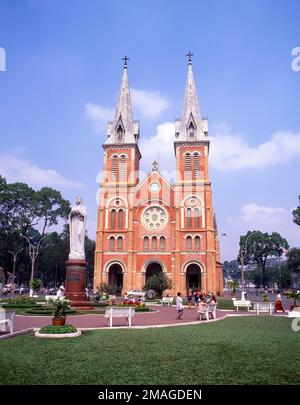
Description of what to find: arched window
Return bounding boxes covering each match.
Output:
[188,121,195,139]
[143,236,149,251]
[185,153,191,179]
[117,125,124,143]
[118,209,123,229]
[112,155,118,180]
[109,236,115,251]
[195,236,201,251]
[152,236,157,250]
[111,209,116,229]
[160,236,166,251]
[186,236,192,251]
[194,207,200,228]
[193,153,200,178]
[117,236,123,251]
[186,208,192,228]
[120,155,126,181]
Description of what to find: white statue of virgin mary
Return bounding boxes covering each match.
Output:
[69,196,87,260]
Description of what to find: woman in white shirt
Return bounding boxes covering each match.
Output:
[176,292,184,319]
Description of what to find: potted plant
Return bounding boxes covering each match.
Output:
[286,291,300,311]
[49,297,71,326]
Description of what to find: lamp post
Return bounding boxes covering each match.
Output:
[20,233,48,297]
[8,248,23,282]
[239,231,256,300]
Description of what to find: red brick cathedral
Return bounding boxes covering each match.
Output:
[94,57,223,297]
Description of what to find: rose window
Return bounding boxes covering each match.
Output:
[142,206,167,230]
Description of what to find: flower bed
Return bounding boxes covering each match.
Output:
[35,324,81,338]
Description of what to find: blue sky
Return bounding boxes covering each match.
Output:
[0,0,299,260]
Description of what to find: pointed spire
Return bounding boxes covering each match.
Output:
[175,54,207,141]
[105,56,139,144]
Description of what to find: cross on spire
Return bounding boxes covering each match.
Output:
[186,51,193,64]
[122,55,129,69]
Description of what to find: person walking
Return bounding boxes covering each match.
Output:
[176,292,184,320]
[187,288,193,309]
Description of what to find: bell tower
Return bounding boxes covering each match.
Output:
[174,53,223,295]
[94,57,141,293]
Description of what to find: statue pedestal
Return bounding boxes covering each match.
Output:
[65,259,94,309]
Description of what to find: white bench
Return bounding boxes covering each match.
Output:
[233,300,252,311]
[104,307,135,327]
[197,303,217,321]
[160,297,174,306]
[0,310,15,334]
[253,302,275,315]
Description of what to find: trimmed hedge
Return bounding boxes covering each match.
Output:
[26,308,76,315]
[38,324,78,334]
[3,304,42,309]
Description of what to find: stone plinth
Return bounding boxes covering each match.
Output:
[65,260,93,309]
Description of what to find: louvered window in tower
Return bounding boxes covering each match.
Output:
[111,209,116,229]
[186,236,192,251]
[109,236,115,251]
[118,209,123,229]
[185,153,191,179]
[195,236,201,251]
[120,155,126,181]
[193,153,200,178]
[194,208,200,228]
[143,236,149,251]
[112,156,118,181]
[117,236,123,251]
[186,208,192,228]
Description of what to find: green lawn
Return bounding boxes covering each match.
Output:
[0,317,299,385]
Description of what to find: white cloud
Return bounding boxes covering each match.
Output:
[140,122,175,172]
[138,121,300,175]
[221,203,299,261]
[131,88,169,118]
[0,154,85,189]
[85,89,169,133]
[85,102,114,132]
[209,127,300,170]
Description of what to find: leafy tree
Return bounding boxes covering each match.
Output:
[292,195,300,226]
[287,248,300,274]
[238,230,289,287]
[223,260,240,280]
[227,280,239,296]
[0,177,71,284]
[144,273,172,298]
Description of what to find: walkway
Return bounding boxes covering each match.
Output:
[13,305,261,332]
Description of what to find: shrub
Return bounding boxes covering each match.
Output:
[3,296,39,308]
[30,278,43,293]
[144,273,172,298]
[38,324,78,334]
[26,308,76,315]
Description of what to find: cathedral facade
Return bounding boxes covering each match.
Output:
[94,57,223,297]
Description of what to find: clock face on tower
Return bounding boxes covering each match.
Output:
[142,206,167,230]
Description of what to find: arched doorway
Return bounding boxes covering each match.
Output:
[108,263,123,296]
[186,263,202,292]
[145,261,163,282]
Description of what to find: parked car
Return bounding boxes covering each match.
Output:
[127,289,146,301]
